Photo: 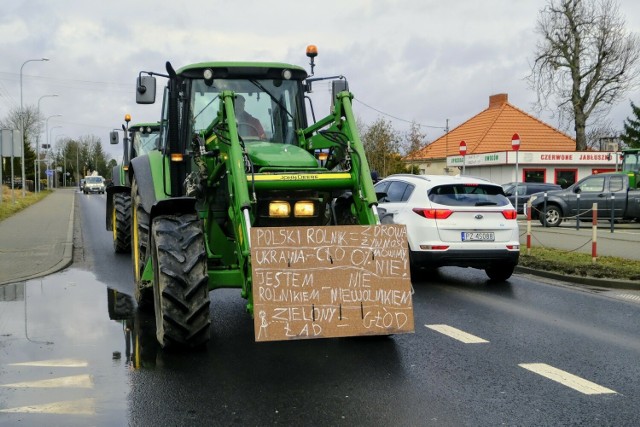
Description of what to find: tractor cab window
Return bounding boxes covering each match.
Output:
[190,78,301,144]
[131,129,160,157]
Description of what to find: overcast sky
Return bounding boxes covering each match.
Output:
[2,0,640,160]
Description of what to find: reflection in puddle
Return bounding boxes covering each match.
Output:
[0,269,133,425]
[105,288,160,369]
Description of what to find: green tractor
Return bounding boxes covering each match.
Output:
[107,117,161,253]
[620,148,640,188]
[129,46,412,348]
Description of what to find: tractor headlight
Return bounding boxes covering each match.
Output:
[294,201,314,217]
[269,201,290,217]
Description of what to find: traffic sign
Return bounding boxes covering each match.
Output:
[45,169,53,177]
[512,133,521,151]
[459,140,467,156]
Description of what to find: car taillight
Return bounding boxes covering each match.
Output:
[502,209,518,220]
[412,208,453,219]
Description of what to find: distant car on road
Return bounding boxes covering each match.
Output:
[83,176,105,194]
[502,182,562,213]
[376,174,520,281]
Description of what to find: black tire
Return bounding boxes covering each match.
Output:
[131,178,153,310]
[541,205,562,227]
[151,214,211,349]
[113,193,132,253]
[485,264,515,282]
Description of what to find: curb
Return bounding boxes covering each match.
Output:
[0,193,75,286]
[515,265,640,290]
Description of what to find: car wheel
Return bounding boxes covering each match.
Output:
[485,264,515,282]
[542,205,562,227]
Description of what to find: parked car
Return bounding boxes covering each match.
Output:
[501,182,562,213]
[529,172,640,227]
[375,174,520,281]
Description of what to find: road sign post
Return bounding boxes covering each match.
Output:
[512,133,521,213]
[459,141,467,175]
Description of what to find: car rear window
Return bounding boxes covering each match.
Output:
[428,183,509,207]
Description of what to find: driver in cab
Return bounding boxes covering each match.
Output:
[234,95,266,139]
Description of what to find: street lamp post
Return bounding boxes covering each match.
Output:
[55,135,67,187]
[20,58,49,196]
[44,115,62,189]
[48,126,62,189]
[36,94,58,192]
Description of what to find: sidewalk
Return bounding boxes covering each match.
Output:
[0,190,637,288]
[0,188,75,286]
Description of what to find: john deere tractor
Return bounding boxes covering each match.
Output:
[107,118,161,253]
[621,148,640,188]
[129,46,407,348]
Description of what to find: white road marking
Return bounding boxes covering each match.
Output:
[9,358,88,368]
[519,363,616,395]
[1,374,93,389]
[425,324,489,343]
[0,398,96,415]
[615,293,640,303]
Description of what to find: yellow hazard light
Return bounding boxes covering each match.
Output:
[170,153,184,162]
[306,45,318,58]
[294,201,314,217]
[124,114,131,122]
[269,201,290,217]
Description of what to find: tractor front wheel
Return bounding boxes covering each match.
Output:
[151,214,211,349]
[131,178,153,310]
[113,193,132,253]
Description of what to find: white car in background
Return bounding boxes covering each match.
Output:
[375,174,520,281]
[83,176,105,194]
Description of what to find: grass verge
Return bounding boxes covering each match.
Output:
[0,186,51,222]
[519,247,640,281]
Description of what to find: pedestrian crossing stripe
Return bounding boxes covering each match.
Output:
[1,374,93,389]
[8,358,88,368]
[425,324,489,344]
[0,397,96,415]
[519,363,617,395]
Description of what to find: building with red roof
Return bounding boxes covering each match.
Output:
[404,94,618,186]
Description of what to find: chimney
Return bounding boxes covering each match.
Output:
[489,93,508,109]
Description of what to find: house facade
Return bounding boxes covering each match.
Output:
[404,94,618,187]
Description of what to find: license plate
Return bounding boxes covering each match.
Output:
[461,232,495,241]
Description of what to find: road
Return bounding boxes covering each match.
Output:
[1,192,639,426]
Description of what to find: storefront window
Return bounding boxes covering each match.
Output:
[555,169,576,188]
[523,169,545,183]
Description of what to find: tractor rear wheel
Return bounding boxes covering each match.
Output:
[150,214,210,349]
[131,178,153,310]
[112,193,132,253]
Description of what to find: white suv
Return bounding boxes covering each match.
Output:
[375,174,520,281]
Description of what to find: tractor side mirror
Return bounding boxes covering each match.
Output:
[136,76,156,104]
[331,80,349,111]
[109,131,119,145]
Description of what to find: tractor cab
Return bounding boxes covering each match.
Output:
[621,148,640,188]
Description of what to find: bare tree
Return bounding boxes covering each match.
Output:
[402,121,428,156]
[0,106,41,181]
[585,122,621,150]
[361,117,403,177]
[529,0,640,150]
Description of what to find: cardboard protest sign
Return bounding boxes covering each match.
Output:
[250,224,414,341]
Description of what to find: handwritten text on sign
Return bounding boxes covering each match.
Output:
[251,225,414,342]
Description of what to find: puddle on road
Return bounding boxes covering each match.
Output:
[0,268,144,425]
